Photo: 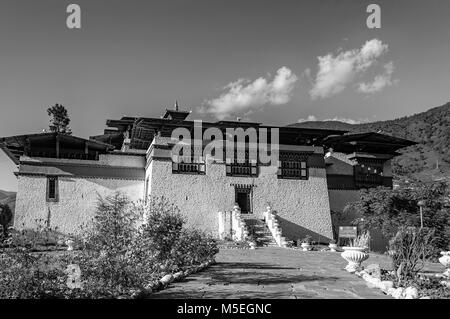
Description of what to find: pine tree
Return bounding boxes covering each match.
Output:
[0,203,12,236]
[47,104,72,135]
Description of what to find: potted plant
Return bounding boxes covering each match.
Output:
[300,235,312,251]
[439,251,450,278]
[247,235,257,250]
[328,239,338,252]
[65,238,75,251]
[341,231,370,272]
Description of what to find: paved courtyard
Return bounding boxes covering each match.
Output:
[149,247,398,299]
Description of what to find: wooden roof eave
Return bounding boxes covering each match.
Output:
[0,142,20,165]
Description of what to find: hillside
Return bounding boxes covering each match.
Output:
[0,190,16,214]
[290,102,450,182]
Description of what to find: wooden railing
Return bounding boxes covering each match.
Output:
[226,163,257,177]
[172,161,205,175]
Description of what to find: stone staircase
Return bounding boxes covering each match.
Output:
[242,215,278,247]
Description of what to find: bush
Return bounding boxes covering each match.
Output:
[5,226,70,250]
[132,196,218,273]
[173,229,218,267]
[0,248,75,299]
[0,203,13,237]
[388,226,436,286]
[136,196,184,265]
[0,193,219,299]
[84,193,141,252]
[349,181,450,258]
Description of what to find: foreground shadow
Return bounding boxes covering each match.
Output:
[147,262,341,299]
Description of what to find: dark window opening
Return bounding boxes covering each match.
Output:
[47,176,59,202]
[226,150,258,177]
[277,152,309,180]
[354,159,385,188]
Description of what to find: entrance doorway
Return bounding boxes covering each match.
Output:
[235,186,252,214]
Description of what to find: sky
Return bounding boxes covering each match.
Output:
[0,0,449,191]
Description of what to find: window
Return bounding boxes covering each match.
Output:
[225,150,258,177]
[277,152,309,180]
[172,155,206,175]
[46,176,59,202]
[354,159,384,188]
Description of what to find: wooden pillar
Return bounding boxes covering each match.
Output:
[24,138,31,156]
[85,142,89,159]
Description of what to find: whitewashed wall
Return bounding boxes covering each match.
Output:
[14,154,145,235]
[148,158,334,242]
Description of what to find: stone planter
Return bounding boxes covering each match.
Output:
[329,243,338,252]
[341,247,369,273]
[439,251,450,277]
[300,243,311,251]
[65,239,75,251]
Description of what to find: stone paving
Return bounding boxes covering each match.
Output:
[149,247,404,299]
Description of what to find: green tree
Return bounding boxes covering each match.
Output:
[85,192,140,252]
[0,203,12,236]
[47,104,72,135]
[348,181,450,256]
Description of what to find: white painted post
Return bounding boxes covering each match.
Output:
[218,211,225,240]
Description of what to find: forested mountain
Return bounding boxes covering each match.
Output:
[0,190,16,214]
[290,102,450,182]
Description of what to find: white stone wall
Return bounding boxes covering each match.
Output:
[14,153,145,235]
[14,174,143,235]
[148,158,333,242]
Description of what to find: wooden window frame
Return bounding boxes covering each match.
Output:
[172,155,206,175]
[277,152,309,180]
[46,176,59,202]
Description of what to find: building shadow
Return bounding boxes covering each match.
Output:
[275,215,333,244]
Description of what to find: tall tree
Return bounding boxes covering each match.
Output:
[0,203,12,236]
[47,104,72,135]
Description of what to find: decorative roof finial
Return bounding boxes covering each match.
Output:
[175,100,179,111]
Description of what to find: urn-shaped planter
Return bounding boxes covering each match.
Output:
[301,243,311,251]
[439,251,450,277]
[329,243,338,252]
[341,247,369,272]
[66,239,75,251]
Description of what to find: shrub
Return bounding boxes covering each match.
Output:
[0,194,219,298]
[0,247,75,299]
[299,235,312,245]
[388,226,436,286]
[132,196,218,273]
[350,231,370,248]
[348,181,450,258]
[84,193,141,252]
[413,276,450,299]
[6,225,70,250]
[172,229,218,267]
[0,203,13,237]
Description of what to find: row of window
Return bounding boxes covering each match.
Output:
[172,159,309,179]
[44,157,309,204]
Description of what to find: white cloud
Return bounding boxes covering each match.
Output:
[297,115,318,123]
[203,67,298,120]
[310,39,389,99]
[297,115,368,125]
[324,117,369,124]
[357,61,398,94]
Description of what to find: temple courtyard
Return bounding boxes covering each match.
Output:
[149,247,443,299]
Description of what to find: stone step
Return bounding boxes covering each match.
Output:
[245,217,280,247]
